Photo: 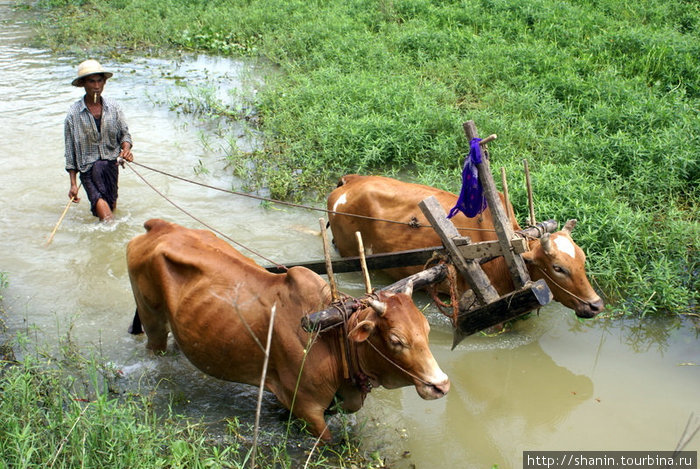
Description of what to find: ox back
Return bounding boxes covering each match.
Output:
[327,174,518,295]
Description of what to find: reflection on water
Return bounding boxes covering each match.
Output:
[358,307,699,468]
[601,315,698,354]
[0,3,698,468]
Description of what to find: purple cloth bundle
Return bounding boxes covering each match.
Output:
[447,138,487,219]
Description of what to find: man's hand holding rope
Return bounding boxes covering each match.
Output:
[118,142,133,166]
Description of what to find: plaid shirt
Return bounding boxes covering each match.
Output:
[64,96,132,173]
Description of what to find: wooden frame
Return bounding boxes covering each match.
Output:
[299,120,555,345]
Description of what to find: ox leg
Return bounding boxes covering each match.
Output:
[275,384,333,441]
[142,319,169,354]
[296,403,332,442]
[131,301,169,353]
[128,308,143,335]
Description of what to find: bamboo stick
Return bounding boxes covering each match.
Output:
[355,231,372,294]
[500,166,513,225]
[319,218,339,301]
[251,304,276,469]
[45,184,81,247]
[523,159,536,226]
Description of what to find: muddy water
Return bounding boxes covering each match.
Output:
[1,3,698,468]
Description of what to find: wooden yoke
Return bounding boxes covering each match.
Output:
[299,222,557,333]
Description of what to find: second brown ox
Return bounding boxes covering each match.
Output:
[327,174,604,319]
[126,218,449,441]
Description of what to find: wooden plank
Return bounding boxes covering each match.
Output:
[418,196,500,305]
[264,246,441,274]
[454,237,528,259]
[267,221,558,275]
[301,264,448,332]
[463,120,531,289]
[451,279,552,348]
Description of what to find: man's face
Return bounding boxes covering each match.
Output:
[82,74,106,100]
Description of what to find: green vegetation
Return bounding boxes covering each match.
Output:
[0,332,375,469]
[23,0,699,315]
[0,272,8,302]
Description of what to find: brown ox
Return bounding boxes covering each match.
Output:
[327,175,604,318]
[127,219,449,441]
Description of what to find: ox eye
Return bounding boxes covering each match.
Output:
[389,334,406,350]
[552,265,568,276]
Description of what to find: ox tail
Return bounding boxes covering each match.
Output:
[128,309,143,335]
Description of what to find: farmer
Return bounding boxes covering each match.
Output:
[64,59,133,222]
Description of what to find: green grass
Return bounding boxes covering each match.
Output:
[0,330,375,469]
[21,0,700,316]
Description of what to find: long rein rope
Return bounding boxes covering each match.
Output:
[125,159,582,311]
[121,159,287,271]
[124,160,499,233]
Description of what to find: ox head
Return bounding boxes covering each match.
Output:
[522,219,604,318]
[347,282,450,400]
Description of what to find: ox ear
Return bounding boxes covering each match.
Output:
[540,233,554,256]
[563,219,577,235]
[348,320,375,343]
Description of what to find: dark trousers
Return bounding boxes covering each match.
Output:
[80,159,119,217]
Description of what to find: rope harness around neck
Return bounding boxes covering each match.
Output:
[343,299,376,398]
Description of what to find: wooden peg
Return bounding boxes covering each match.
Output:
[355,231,372,294]
[319,218,339,301]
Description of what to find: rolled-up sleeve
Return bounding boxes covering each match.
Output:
[64,113,78,172]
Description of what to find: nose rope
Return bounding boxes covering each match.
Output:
[534,265,595,306]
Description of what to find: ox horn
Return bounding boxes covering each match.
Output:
[563,219,577,235]
[402,280,414,298]
[540,232,554,255]
[368,298,387,316]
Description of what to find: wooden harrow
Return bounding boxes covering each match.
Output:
[266,121,558,347]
